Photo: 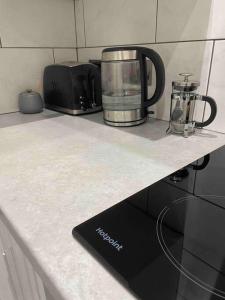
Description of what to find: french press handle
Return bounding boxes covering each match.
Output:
[195,96,217,128]
[138,47,165,107]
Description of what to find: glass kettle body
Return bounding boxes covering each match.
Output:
[101,47,165,127]
[169,73,217,137]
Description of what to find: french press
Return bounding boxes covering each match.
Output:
[168,73,217,137]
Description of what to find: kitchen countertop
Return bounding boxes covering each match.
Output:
[0,111,225,300]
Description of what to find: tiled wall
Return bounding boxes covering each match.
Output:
[1,0,225,134]
[0,0,77,114]
[76,0,225,133]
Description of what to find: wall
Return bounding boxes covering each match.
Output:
[0,0,77,114]
[0,0,224,134]
[76,0,225,133]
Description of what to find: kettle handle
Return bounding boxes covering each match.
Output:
[138,47,165,107]
[195,96,217,128]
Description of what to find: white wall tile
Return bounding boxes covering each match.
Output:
[0,49,54,114]
[205,41,225,133]
[0,0,76,47]
[207,0,225,39]
[53,49,77,63]
[81,0,157,47]
[157,0,225,42]
[78,47,103,61]
[146,42,213,121]
[75,0,86,47]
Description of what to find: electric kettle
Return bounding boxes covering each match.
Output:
[169,73,217,137]
[101,46,165,127]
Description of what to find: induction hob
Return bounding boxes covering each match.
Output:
[73,145,225,300]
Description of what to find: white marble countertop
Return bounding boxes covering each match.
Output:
[0,112,225,300]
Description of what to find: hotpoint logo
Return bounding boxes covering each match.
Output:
[96,227,123,252]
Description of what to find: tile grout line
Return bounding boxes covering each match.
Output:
[76,37,225,50]
[73,0,79,60]
[201,40,216,123]
[82,0,87,48]
[0,46,77,49]
[155,0,159,43]
[0,38,223,51]
[206,40,215,95]
[76,47,79,61]
[52,49,56,63]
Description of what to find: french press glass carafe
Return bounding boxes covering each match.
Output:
[169,73,217,137]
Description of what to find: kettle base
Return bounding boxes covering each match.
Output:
[103,109,146,127]
[104,118,145,127]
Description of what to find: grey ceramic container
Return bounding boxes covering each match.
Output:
[19,90,43,114]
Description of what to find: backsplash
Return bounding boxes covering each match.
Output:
[76,0,225,133]
[0,0,224,134]
[0,0,77,114]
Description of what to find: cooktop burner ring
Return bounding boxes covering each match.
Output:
[156,195,225,299]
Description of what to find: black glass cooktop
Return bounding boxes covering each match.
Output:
[73,145,225,300]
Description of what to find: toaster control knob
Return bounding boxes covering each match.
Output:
[80,101,87,111]
[80,96,87,111]
[81,103,87,111]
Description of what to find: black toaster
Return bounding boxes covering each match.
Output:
[43,62,102,115]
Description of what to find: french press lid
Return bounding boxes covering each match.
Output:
[173,73,200,92]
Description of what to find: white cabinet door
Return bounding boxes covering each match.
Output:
[0,219,24,300]
[0,234,15,300]
[0,219,47,300]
